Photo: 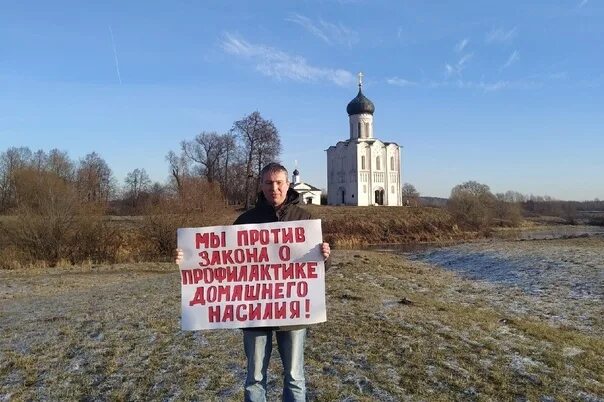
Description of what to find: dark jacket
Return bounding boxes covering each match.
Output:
[234,188,330,331]
[234,188,312,225]
[234,188,330,270]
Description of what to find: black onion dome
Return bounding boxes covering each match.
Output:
[293,169,299,175]
[346,88,375,115]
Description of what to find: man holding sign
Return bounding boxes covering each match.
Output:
[176,163,330,402]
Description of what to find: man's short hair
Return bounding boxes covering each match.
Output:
[260,162,288,182]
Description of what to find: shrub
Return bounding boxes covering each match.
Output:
[493,198,523,227]
[138,182,238,260]
[447,181,496,230]
[1,169,127,267]
[140,208,191,261]
[70,214,123,264]
[8,207,75,266]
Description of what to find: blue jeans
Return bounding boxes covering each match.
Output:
[243,328,306,402]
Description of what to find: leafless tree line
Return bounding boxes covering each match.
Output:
[170,111,281,209]
[0,111,282,267]
[0,111,281,215]
[401,180,604,230]
[445,181,604,230]
[0,147,115,212]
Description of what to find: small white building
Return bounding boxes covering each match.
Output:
[290,168,322,205]
[326,74,402,206]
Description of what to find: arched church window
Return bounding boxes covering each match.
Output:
[376,156,381,170]
[361,156,365,170]
[358,122,362,137]
[365,122,370,136]
[391,185,395,193]
[390,156,395,170]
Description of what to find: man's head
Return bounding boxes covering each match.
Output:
[260,162,289,207]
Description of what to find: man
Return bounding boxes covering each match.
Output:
[176,162,330,402]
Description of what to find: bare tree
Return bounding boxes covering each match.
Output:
[219,132,238,200]
[225,160,251,205]
[0,147,33,211]
[401,183,420,206]
[32,149,47,171]
[231,112,281,209]
[254,127,281,178]
[181,131,227,183]
[75,152,114,204]
[494,193,522,227]
[124,168,151,208]
[46,149,74,181]
[166,150,190,196]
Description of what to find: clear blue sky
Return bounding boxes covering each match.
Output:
[1,1,602,201]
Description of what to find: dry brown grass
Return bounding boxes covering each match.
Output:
[1,204,467,269]
[1,250,601,400]
[0,206,241,269]
[305,205,474,248]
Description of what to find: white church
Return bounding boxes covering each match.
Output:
[289,168,321,205]
[326,74,402,206]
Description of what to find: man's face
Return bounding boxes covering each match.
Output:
[262,170,289,207]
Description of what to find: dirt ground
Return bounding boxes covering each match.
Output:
[1,242,602,401]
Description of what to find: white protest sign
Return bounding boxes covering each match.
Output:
[177,219,327,330]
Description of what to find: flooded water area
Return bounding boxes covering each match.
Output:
[380,226,604,335]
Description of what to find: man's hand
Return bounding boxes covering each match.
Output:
[174,248,183,264]
[320,242,330,261]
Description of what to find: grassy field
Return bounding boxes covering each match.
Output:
[2,249,602,401]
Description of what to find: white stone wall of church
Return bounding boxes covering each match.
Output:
[374,143,386,205]
[385,145,401,206]
[345,144,359,204]
[356,143,370,205]
[326,149,334,204]
[353,142,401,206]
[329,147,342,205]
[327,143,359,205]
[329,140,401,206]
